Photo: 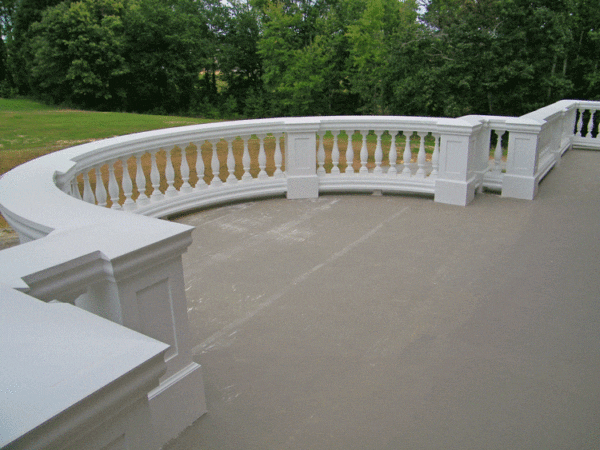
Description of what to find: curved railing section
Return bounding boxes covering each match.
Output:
[0,114,483,242]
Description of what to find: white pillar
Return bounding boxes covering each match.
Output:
[285,118,321,199]
[18,218,207,448]
[434,118,482,206]
[502,118,543,200]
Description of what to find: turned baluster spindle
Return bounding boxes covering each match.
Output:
[576,109,584,137]
[71,178,82,200]
[359,130,369,174]
[120,157,136,210]
[373,130,384,175]
[226,138,237,183]
[82,171,95,204]
[274,133,284,177]
[581,110,594,138]
[585,110,594,138]
[331,130,340,175]
[95,166,107,207]
[388,131,398,176]
[179,147,192,193]
[150,150,164,201]
[195,143,207,190]
[430,134,440,178]
[415,133,427,178]
[493,130,505,174]
[210,140,223,187]
[258,134,268,179]
[401,132,413,176]
[107,160,121,209]
[241,136,252,181]
[164,147,177,197]
[135,153,150,205]
[345,130,354,175]
[317,131,326,175]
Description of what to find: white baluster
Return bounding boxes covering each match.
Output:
[135,153,150,205]
[388,130,398,176]
[359,130,368,174]
[430,134,440,178]
[374,130,383,175]
[415,133,427,178]
[274,133,284,178]
[195,143,207,190]
[107,160,121,209]
[258,134,268,179]
[120,157,136,210]
[71,178,82,200]
[345,130,354,175]
[401,131,412,176]
[210,140,223,187]
[317,132,326,175]
[576,109,584,137]
[179,146,192,193]
[493,130,505,174]
[150,150,164,201]
[584,110,593,138]
[95,166,107,207]
[164,147,177,197]
[241,136,252,181]
[226,138,237,183]
[331,130,340,175]
[82,171,95,204]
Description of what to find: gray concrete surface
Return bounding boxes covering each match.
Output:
[167,150,600,450]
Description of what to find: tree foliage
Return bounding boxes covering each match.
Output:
[2,0,598,116]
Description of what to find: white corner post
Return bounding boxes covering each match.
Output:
[284,118,321,199]
[434,119,482,206]
[19,222,207,448]
[106,238,207,447]
[502,119,543,200]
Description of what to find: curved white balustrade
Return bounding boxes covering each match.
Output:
[1,100,599,449]
[49,116,468,227]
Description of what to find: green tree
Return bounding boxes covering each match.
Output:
[122,0,212,113]
[256,0,359,116]
[6,0,65,93]
[28,0,130,108]
[347,0,419,114]
[218,0,263,115]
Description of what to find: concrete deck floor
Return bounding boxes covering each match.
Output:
[167,150,600,450]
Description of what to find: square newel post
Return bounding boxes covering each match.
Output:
[102,228,207,447]
[284,118,321,199]
[434,118,482,206]
[16,218,207,448]
[502,118,543,200]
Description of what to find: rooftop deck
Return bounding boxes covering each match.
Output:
[167,149,600,449]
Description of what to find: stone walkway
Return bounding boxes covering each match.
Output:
[167,149,600,449]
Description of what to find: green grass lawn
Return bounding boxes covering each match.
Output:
[0,98,216,175]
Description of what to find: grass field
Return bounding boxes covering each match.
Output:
[0,98,217,176]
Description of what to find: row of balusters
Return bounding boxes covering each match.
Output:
[316,130,441,178]
[575,108,599,138]
[70,128,518,209]
[70,134,284,210]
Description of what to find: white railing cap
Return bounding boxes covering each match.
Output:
[0,283,168,448]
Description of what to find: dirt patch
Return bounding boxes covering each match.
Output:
[0,227,19,250]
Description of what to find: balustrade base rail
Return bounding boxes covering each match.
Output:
[0,99,599,450]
